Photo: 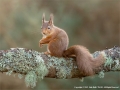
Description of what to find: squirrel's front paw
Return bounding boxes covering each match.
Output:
[39,41,43,47]
[44,51,50,55]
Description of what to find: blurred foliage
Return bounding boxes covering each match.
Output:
[0,0,119,90]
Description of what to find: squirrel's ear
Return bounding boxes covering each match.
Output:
[49,14,53,25]
[42,13,45,23]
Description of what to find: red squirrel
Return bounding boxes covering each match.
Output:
[39,14,105,76]
[63,45,105,76]
[39,14,69,57]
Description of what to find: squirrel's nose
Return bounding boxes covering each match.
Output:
[42,32,46,35]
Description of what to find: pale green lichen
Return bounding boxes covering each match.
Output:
[104,55,113,69]
[18,74,23,79]
[92,51,100,58]
[56,66,67,79]
[46,56,73,79]
[104,54,120,70]
[6,70,13,76]
[35,61,48,79]
[117,65,120,70]
[98,71,104,78]
[79,78,84,82]
[0,48,48,88]
[25,71,37,88]
[24,51,48,87]
[112,60,119,70]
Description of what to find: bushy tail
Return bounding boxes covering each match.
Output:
[76,50,105,76]
[76,57,94,76]
[63,45,105,76]
[76,52,95,76]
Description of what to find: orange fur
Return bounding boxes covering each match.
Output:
[63,45,105,76]
[39,14,69,57]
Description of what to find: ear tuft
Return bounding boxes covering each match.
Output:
[42,13,45,23]
[49,14,54,25]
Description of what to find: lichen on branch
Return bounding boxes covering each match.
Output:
[0,48,48,87]
[0,46,120,88]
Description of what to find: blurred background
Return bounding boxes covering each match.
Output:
[0,0,119,90]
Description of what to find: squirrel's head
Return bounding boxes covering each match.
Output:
[41,13,54,36]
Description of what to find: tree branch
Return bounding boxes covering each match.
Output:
[0,46,120,87]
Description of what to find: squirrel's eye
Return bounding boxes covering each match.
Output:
[47,26,51,29]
